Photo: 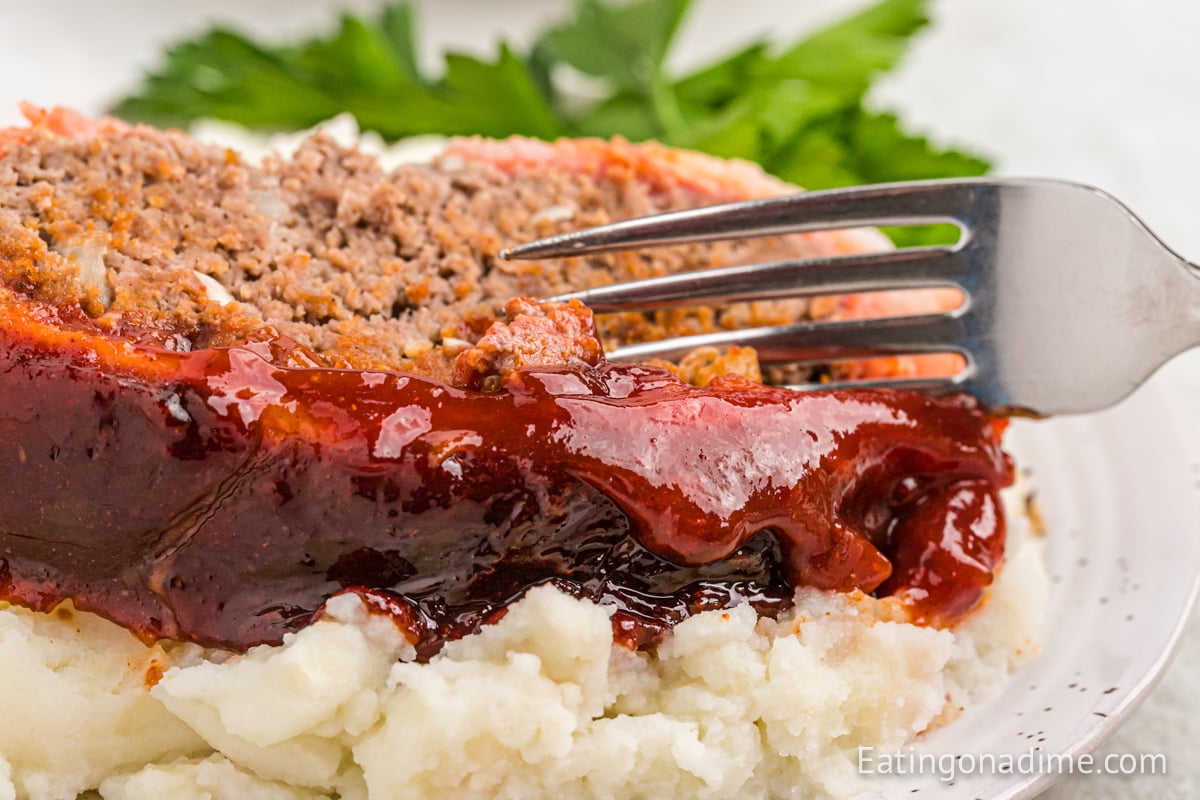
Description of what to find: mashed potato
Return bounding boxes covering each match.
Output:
[0,495,1046,800]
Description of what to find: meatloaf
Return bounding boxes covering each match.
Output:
[0,106,1011,659]
[0,106,884,382]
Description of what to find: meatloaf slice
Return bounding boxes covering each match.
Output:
[0,107,1011,659]
[0,105,889,387]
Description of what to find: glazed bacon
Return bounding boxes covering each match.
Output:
[0,289,1010,657]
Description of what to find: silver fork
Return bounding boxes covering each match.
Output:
[501,178,1200,416]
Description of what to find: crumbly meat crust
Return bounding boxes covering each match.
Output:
[0,122,852,386]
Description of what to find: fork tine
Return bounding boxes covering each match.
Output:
[501,179,981,260]
[546,246,966,312]
[785,374,965,394]
[605,312,967,363]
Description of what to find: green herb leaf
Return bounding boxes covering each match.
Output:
[670,42,771,115]
[415,46,562,139]
[671,0,933,161]
[111,30,343,129]
[839,110,991,184]
[535,0,691,91]
[763,0,930,98]
[572,92,661,141]
[768,110,989,189]
[111,0,990,219]
[378,5,422,84]
[113,7,563,140]
[296,15,412,96]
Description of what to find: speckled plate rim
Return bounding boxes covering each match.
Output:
[852,368,1200,800]
[1007,373,1200,800]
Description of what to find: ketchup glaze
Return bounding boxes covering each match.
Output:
[0,297,1012,659]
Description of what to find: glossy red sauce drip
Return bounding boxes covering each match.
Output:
[0,300,1012,658]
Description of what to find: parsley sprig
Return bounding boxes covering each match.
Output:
[112,0,987,223]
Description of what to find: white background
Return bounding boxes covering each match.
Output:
[1,1,1197,797]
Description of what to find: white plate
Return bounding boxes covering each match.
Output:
[852,376,1200,799]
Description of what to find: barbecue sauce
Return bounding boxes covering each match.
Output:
[0,298,1012,659]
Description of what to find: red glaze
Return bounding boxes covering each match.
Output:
[0,295,1012,658]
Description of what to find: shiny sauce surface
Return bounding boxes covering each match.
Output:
[0,300,1012,658]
